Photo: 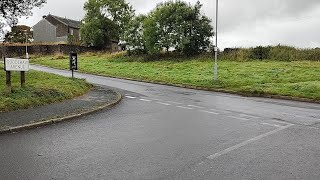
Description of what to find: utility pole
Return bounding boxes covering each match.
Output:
[24,30,29,59]
[214,0,219,81]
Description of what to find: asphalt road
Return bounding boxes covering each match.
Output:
[1,65,320,180]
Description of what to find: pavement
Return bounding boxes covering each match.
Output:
[1,65,320,179]
[0,86,122,133]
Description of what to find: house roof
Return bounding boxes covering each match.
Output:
[48,15,81,29]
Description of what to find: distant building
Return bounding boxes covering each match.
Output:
[33,14,81,43]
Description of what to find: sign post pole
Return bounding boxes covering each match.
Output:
[21,71,26,88]
[6,71,11,93]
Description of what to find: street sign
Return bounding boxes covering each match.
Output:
[4,58,29,72]
[69,52,78,70]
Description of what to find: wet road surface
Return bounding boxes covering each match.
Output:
[1,65,320,179]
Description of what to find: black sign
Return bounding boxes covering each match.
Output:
[69,52,78,70]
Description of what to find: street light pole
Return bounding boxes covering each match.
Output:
[214,0,219,81]
[25,31,29,59]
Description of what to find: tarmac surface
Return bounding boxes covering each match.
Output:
[1,65,320,179]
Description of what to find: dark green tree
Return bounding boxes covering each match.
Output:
[4,25,33,43]
[144,1,213,55]
[0,0,46,38]
[80,0,134,48]
[124,15,147,54]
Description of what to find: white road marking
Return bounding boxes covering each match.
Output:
[210,109,228,114]
[199,110,219,115]
[261,123,282,128]
[156,102,171,106]
[125,96,137,99]
[188,105,204,109]
[272,120,293,126]
[228,116,250,121]
[207,124,294,160]
[166,101,183,105]
[176,106,194,110]
[139,99,151,102]
[239,114,259,119]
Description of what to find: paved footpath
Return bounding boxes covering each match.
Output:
[0,87,121,133]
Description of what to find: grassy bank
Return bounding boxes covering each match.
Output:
[31,53,320,101]
[0,65,92,112]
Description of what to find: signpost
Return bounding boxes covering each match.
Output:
[69,52,78,79]
[3,57,30,92]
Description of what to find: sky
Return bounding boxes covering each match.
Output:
[18,0,320,49]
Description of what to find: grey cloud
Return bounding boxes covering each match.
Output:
[17,0,320,48]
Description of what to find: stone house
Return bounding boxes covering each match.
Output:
[33,14,81,43]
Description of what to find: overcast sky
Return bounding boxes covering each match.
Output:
[18,0,320,49]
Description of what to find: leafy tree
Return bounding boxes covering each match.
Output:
[0,0,46,38]
[124,15,147,54]
[4,25,33,43]
[81,0,134,48]
[144,1,213,55]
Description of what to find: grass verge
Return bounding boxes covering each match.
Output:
[31,53,320,101]
[0,64,92,112]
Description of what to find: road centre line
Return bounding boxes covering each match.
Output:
[228,116,250,121]
[163,101,183,105]
[188,105,205,109]
[261,123,282,128]
[199,110,219,115]
[125,96,137,99]
[176,106,194,110]
[139,98,152,102]
[156,102,171,106]
[239,114,260,119]
[207,124,294,160]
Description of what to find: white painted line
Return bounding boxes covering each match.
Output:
[176,106,194,110]
[199,110,219,115]
[156,102,171,106]
[228,116,250,121]
[239,114,259,119]
[207,124,294,160]
[125,96,137,99]
[210,109,228,114]
[261,123,282,128]
[188,105,204,109]
[139,99,151,102]
[165,101,183,105]
[272,120,293,126]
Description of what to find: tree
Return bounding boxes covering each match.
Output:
[144,1,213,55]
[124,15,147,54]
[81,0,134,48]
[0,0,46,38]
[4,25,33,43]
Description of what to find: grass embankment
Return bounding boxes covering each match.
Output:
[0,65,92,112]
[31,52,320,101]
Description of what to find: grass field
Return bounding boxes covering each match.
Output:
[31,53,320,101]
[0,64,92,112]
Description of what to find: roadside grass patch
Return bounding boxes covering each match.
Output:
[0,65,92,112]
[31,54,320,101]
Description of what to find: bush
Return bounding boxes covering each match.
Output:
[250,46,271,60]
[222,45,320,61]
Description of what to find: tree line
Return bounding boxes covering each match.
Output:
[81,0,214,56]
[1,0,214,56]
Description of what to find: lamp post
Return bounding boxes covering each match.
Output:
[214,0,219,81]
[24,30,29,59]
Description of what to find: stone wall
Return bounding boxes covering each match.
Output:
[0,45,95,58]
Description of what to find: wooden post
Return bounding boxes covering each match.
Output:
[6,71,11,93]
[21,71,26,88]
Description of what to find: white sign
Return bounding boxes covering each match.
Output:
[4,58,29,71]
